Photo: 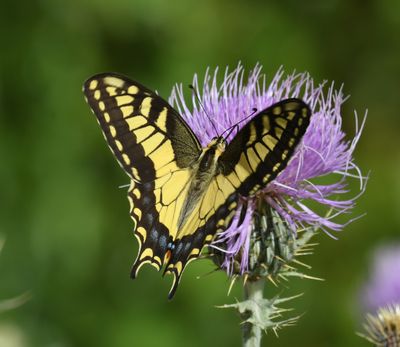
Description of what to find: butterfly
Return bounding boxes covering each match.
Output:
[83,73,311,298]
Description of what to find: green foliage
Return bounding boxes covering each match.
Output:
[0,0,399,346]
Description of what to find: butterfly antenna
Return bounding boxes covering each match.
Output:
[222,124,239,142]
[221,107,258,140]
[189,84,219,137]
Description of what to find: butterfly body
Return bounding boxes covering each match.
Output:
[177,139,224,233]
[83,72,311,298]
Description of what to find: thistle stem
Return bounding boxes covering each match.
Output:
[242,278,265,347]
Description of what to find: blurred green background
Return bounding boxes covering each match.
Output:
[1,0,399,346]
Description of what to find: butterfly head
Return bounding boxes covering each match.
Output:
[208,136,226,155]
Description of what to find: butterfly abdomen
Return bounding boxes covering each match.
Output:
[176,142,223,231]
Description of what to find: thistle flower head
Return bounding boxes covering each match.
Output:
[359,305,400,346]
[170,63,365,275]
[361,244,400,313]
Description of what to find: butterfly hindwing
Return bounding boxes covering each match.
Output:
[219,98,311,196]
[163,178,239,298]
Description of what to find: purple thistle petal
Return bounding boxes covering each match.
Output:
[211,199,256,274]
[169,63,366,274]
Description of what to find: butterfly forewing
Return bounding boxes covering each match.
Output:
[219,98,311,196]
[83,74,201,178]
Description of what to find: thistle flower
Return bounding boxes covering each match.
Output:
[170,63,365,275]
[359,304,400,346]
[170,64,366,346]
[361,244,400,313]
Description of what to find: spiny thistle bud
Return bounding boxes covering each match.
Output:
[212,201,316,280]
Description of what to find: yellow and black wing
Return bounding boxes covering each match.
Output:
[83,73,203,294]
[218,98,311,196]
